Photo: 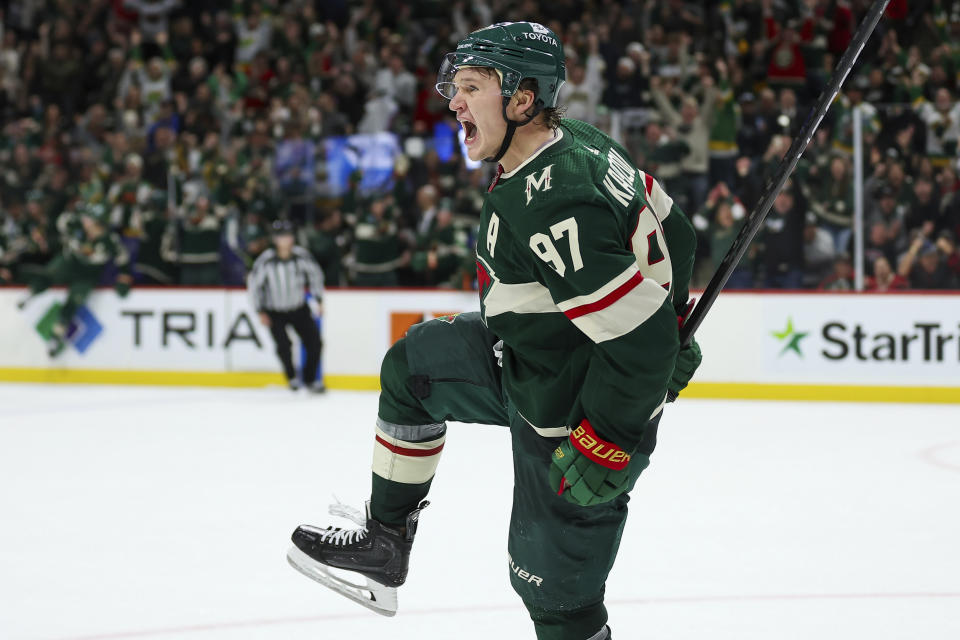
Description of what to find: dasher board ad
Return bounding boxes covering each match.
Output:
[695,293,960,388]
[1,288,958,394]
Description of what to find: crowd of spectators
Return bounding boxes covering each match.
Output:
[1,0,959,292]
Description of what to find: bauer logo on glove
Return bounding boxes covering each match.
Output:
[549,420,647,507]
[569,423,631,469]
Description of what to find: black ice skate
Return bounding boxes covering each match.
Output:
[287,500,428,617]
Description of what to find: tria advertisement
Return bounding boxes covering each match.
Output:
[0,287,480,384]
[0,288,272,372]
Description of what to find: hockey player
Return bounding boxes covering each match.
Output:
[18,202,132,356]
[288,22,702,640]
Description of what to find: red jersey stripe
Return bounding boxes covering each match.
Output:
[375,435,445,457]
[564,271,645,320]
[644,172,654,197]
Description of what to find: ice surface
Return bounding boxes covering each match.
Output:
[1,384,958,639]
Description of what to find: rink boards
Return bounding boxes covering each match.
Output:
[0,287,957,403]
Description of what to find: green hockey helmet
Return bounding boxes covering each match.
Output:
[436,22,566,110]
[436,22,566,163]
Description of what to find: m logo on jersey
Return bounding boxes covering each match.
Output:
[525,165,553,205]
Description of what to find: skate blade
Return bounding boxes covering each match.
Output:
[286,546,398,617]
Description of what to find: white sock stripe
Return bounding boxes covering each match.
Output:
[372,441,444,484]
[372,427,446,485]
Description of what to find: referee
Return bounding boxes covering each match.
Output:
[248,220,325,392]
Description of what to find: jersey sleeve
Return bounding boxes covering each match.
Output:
[638,169,697,315]
[518,200,679,452]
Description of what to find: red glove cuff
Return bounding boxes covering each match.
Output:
[569,420,631,470]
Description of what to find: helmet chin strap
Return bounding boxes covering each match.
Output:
[483,96,542,164]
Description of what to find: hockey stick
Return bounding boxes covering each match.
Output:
[678,0,891,348]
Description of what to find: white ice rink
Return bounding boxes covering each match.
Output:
[1,384,958,640]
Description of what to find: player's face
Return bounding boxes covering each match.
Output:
[448,68,507,162]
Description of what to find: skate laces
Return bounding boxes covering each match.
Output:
[317,527,367,545]
[318,498,368,545]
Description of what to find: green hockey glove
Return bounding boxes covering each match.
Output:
[549,420,634,507]
[667,337,702,401]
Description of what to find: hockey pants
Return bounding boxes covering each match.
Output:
[370,312,660,640]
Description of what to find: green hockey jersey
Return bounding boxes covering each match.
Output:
[476,119,696,451]
[62,226,131,282]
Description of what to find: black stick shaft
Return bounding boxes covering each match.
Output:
[679,0,891,347]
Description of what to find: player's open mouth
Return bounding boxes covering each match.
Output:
[462,120,478,144]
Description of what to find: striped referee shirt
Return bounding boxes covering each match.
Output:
[248,246,325,312]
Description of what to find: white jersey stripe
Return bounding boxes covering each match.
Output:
[566,277,668,343]
[556,264,639,313]
[637,170,675,221]
[648,393,668,421]
[479,255,559,318]
[517,409,571,438]
[483,280,558,317]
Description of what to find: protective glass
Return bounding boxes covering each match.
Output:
[435,53,522,101]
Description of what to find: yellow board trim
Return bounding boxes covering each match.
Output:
[708,140,739,152]
[0,367,384,391]
[681,382,960,404]
[324,374,381,391]
[0,367,288,387]
[0,368,956,403]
